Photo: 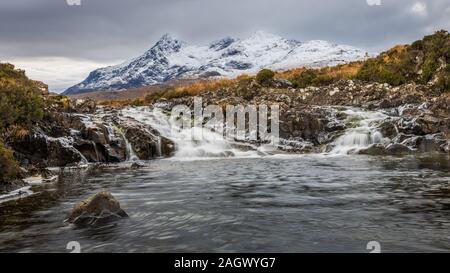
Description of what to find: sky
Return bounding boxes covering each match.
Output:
[0,0,449,92]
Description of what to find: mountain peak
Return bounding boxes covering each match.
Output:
[158,33,178,42]
[209,37,236,50]
[64,32,367,95]
[153,33,185,52]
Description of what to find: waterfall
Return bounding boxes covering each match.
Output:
[91,141,100,162]
[123,134,139,162]
[121,107,264,160]
[329,108,388,155]
[156,136,162,157]
[48,135,89,165]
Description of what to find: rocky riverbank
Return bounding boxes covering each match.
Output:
[1,31,449,198]
[143,78,449,155]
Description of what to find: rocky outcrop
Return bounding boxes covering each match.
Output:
[117,117,175,160]
[66,191,128,226]
[148,77,450,155]
[8,105,176,167]
[280,106,344,145]
[359,143,413,156]
[11,129,84,167]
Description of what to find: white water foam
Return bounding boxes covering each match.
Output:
[329,108,389,155]
[121,107,267,161]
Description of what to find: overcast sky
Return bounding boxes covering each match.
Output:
[1,0,449,92]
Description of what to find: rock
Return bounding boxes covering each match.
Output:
[11,129,84,167]
[386,143,413,155]
[131,162,145,169]
[359,143,413,156]
[415,115,446,135]
[118,117,175,160]
[66,191,128,226]
[73,99,97,114]
[280,106,333,145]
[274,79,293,89]
[377,119,398,139]
[358,144,387,156]
[401,134,447,153]
[0,179,28,195]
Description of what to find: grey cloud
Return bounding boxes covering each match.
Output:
[0,0,449,90]
[1,0,449,62]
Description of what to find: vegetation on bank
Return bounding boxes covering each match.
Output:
[0,141,21,183]
[0,63,46,184]
[98,31,449,109]
[356,30,450,91]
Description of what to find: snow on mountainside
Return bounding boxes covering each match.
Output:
[64,31,368,95]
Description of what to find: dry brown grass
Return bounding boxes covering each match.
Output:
[277,61,363,81]
[97,60,371,107]
[382,45,409,63]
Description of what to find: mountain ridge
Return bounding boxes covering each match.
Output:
[64,31,368,95]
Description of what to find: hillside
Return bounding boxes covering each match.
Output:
[0,63,48,185]
[356,30,450,91]
[105,30,448,106]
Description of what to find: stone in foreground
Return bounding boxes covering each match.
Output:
[66,191,128,226]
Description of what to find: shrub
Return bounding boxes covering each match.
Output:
[436,65,450,92]
[0,141,21,183]
[290,70,317,88]
[356,30,450,87]
[256,69,275,85]
[289,69,338,88]
[0,83,44,134]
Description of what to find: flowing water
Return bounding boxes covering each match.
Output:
[0,107,450,253]
[329,108,388,155]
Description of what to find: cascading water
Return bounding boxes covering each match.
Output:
[121,107,265,160]
[121,131,139,162]
[329,108,388,155]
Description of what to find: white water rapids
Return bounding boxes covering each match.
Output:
[329,108,389,155]
[121,107,271,160]
[121,106,390,159]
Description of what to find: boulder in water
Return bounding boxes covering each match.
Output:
[359,143,413,156]
[66,191,128,226]
[385,143,414,155]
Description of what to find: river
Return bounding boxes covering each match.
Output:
[0,107,449,253]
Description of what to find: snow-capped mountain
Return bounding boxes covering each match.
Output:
[64,31,367,95]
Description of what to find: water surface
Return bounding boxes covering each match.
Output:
[1,154,450,253]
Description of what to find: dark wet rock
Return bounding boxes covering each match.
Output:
[280,106,335,145]
[25,165,55,179]
[118,117,175,160]
[397,114,448,136]
[401,134,447,153]
[0,179,28,195]
[73,99,97,114]
[66,191,128,226]
[10,129,83,167]
[386,143,414,155]
[359,143,413,156]
[377,119,398,139]
[358,144,388,156]
[131,162,145,169]
[278,138,316,153]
